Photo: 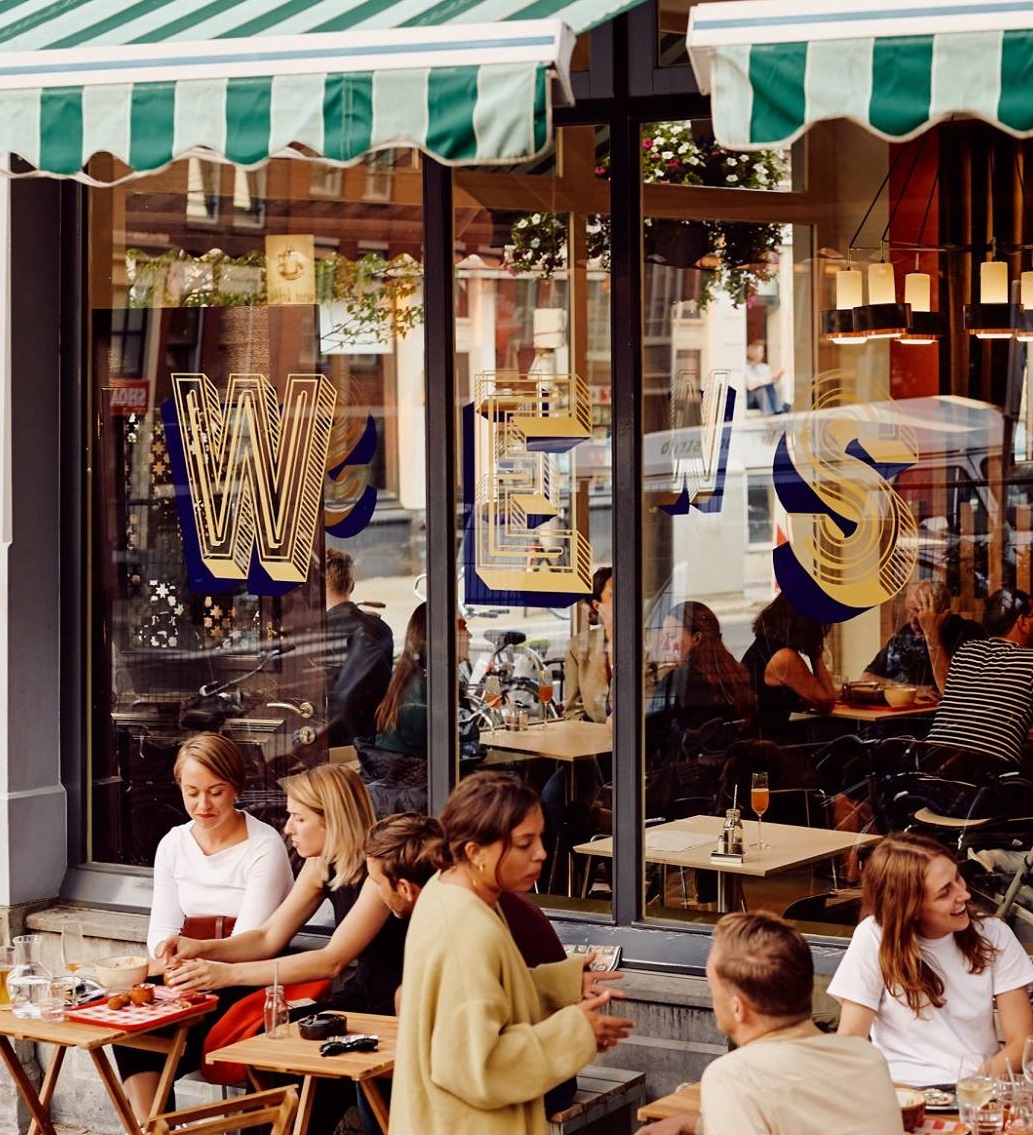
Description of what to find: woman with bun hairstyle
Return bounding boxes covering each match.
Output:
[116,732,294,1119]
[829,832,1033,1087]
[390,771,634,1135]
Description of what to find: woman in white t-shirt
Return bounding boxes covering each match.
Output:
[116,732,294,1119]
[829,832,1033,1087]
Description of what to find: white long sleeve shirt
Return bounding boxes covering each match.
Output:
[147,811,294,956]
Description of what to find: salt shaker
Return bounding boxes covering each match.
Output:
[264,985,289,1039]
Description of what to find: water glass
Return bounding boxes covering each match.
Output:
[39,981,66,1022]
[959,1054,1001,1133]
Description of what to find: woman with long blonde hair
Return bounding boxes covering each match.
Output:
[829,832,1033,1086]
[158,763,404,1012]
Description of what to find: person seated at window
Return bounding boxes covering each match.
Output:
[562,566,612,724]
[742,593,837,740]
[355,602,429,816]
[744,339,786,417]
[649,601,756,737]
[924,587,1033,767]
[115,732,295,1121]
[861,580,984,695]
[830,833,1033,1088]
[324,548,394,746]
[156,765,407,1135]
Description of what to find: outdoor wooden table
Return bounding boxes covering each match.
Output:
[206,1011,397,1135]
[0,1001,212,1135]
[573,815,880,912]
[638,1081,700,1122]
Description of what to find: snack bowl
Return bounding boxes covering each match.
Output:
[884,685,918,708]
[842,681,886,706]
[95,955,149,991]
[896,1088,926,1132]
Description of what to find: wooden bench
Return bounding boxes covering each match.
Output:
[547,1064,646,1135]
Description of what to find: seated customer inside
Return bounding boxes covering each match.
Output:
[742,593,837,741]
[860,579,984,695]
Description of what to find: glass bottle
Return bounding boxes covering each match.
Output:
[722,807,744,857]
[264,985,289,1039]
[9,933,54,1019]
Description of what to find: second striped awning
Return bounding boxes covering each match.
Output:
[687,0,1033,149]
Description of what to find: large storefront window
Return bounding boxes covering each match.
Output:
[86,154,427,866]
[635,117,1031,934]
[453,126,613,910]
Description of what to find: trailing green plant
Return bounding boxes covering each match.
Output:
[125,248,424,342]
[503,121,786,307]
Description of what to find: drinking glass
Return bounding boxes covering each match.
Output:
[538,678,553,722]
[750,772,771,850]
[0,945,14,1009]
[61,923,85,976]
[483,675,502,737]
[1023,1036,1033,1086]
[959,1054,1004,1134]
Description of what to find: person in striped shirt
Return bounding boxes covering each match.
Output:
[925,587,1033,766]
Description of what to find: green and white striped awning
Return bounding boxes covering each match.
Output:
[0,0,643,181]
[688,0,1033,150]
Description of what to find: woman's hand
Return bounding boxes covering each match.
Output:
[154,935,204,963]
[578,991,634,1052]
[163,957,233,993]
[580,957,626,1002]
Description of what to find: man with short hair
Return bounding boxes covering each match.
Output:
[638,912,902,1135]
[324,548,393,745]
[862,579,984,693]
[925,586,1033,765]
[364,812,444,917]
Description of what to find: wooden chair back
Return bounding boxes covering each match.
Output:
[147,1085,298,1135]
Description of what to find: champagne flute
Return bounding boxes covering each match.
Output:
[538,676,553,722]
[750,772,771,850]
[61,923,85,976]
[0,946,14,1010]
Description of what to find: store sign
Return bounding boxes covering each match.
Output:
[461,370,594,608]
[107,379,151,416]
[773,374,919,622]
[163,372,337,595]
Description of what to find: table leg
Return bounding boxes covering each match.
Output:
[715,872,744,914]
[0,1034,59,1135]
[293,1076,316,1135]
[359,1078,390,1135]
[90,1046,146,1135]
[147,1022,190,1123]
[29,1044,67,1135]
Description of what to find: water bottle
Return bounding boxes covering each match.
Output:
[264,985,289,1039]
[722,807,744,857]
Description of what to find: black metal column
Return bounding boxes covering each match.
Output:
[422,156,459,814]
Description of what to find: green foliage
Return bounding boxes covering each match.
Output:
[503,122,786,308]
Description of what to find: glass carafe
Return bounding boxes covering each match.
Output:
[9,933,53,1019]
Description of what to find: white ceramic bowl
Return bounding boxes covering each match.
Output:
[884,685,918,708]
[95,955,149,991]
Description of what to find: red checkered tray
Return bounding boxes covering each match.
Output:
[67,991,217,1031]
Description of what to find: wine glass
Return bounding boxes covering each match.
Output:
[958,1053,1003,1134]
[750,772,771,850]
[483,675,502,737]
[538,676,553,722]
[61,923,85,977]
[1022,1036,1033,1085]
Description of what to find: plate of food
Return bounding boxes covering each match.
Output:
[920,1087,956,1112]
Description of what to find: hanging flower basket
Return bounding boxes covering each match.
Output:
[503,122,786,308]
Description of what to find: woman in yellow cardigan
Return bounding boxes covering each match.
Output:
[390,772,634,1135]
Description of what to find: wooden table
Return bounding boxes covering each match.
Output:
[0,1002,212,1135]
[790,700,939,726]
[207,1012,396,1135]
[573,815,880,912]
[638,1082,700,1123]
[481,718,612,761]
